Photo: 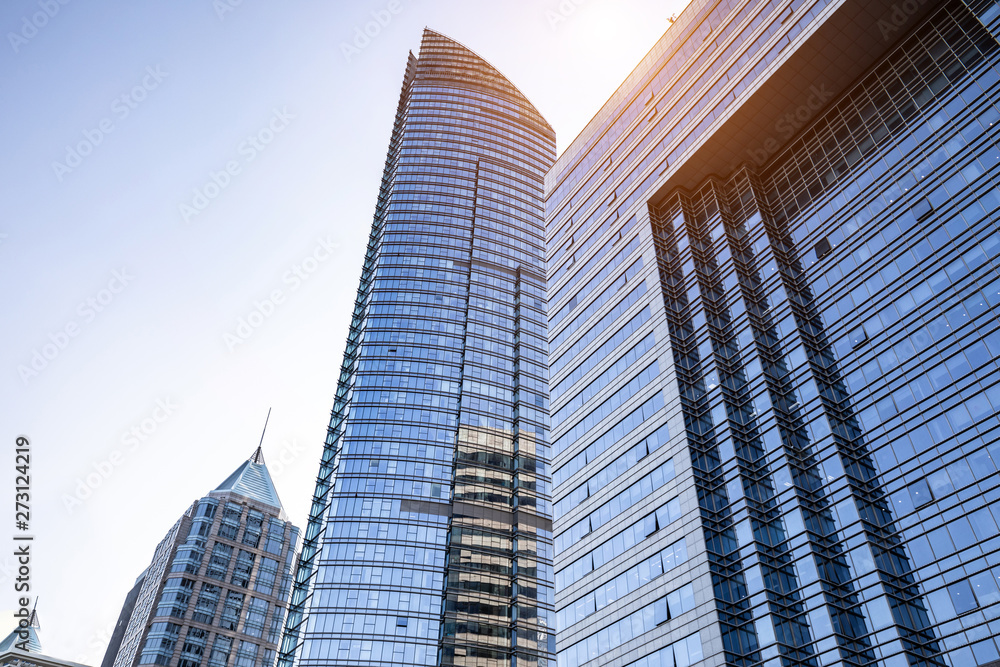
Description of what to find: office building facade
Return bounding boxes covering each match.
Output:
[105,450,298,667]
[280,29,556,667]
[546,0,1000,666]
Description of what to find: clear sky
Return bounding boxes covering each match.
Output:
[0,0,688,661]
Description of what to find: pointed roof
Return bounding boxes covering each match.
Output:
[210,449,284,513]
[0,605,41,653]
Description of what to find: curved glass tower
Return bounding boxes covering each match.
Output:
[281,29,556,667]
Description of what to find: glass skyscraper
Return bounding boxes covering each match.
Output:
[280,29,556,667]
[546,0,1000,666]
[105,450,299,667]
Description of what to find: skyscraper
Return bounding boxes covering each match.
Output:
[280,29,556,667]
[1,606,42,656]
[2,607,92,667]
[105,449,299,667]
[546,0,1000,666]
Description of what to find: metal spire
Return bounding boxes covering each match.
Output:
[252,408,271,464]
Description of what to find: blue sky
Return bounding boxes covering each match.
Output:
[0,0,687,661]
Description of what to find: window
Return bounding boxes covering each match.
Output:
[558,585,697,663]
[197,499,217,520]
[850,327,867,347]
[263,519,284,555]
[219,591,245,631]
[911,197,933,220]
[231,550,256,588]
[138,622,181,666]
[234,641,258,667]
[207,636,232,667]
[206,543,233,580]
[557,538,689,629]
[908,479,933,507]
[243,598,268,638]
[169,547,205,576]
[191,583,222,625]
[177,628,207,667]
[218,503,242,540]
[815,236,832,259]
[971,570,1000,606]
[254,558,279,596]
[654,598,669,625]
[267,607,285,644]
[243,510,264,548]
[948,580,977,614]
[155,578,195,619]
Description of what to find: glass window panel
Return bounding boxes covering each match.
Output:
[948,580,978,614]
[969,508,998,541]
[909,479,933,507]
[971,570,1000,606]
[948,459,975,488]
[928,526,955,559]
[927,588,956,622]
[928,469,954,499]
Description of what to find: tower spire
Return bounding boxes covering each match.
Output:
[252,408,270,464]
[0,598,41,653]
